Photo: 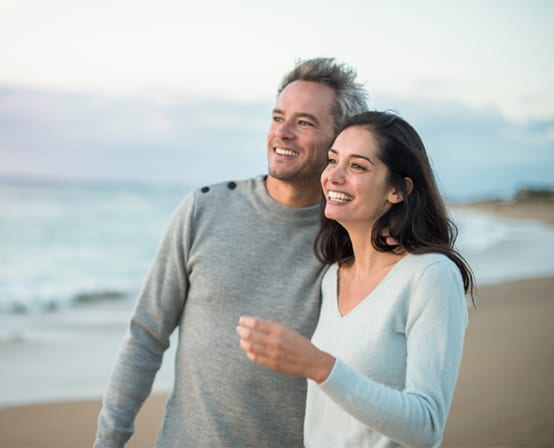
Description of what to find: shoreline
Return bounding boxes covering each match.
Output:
[451,198,554,225]
[0,199,553,446]
[1,275,553,447]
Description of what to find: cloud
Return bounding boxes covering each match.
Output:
[372,94,554,200]
[0,85,552,200]
[0,86,270,185]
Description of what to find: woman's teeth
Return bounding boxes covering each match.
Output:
[328,191,353,203]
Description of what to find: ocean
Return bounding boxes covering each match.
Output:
[0,178,189,314]
[1,178,554,407]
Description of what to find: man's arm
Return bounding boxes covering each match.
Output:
[94,194,194,447]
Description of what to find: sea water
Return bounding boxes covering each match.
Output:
[1,178,553,406]
[0,178,189,313]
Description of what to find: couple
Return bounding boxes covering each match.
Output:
[95,58,473,447]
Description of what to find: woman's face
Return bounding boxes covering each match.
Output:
[321,126,402,230]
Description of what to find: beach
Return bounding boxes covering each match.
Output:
[1,199,553,447]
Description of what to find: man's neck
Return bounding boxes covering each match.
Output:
[265,176,322,208]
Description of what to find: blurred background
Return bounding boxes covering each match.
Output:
[1,0,553,413]
[1,0,553,197]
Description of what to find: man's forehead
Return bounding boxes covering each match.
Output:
[275,80,335,120]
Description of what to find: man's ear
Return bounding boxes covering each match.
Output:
[387,177,413,204]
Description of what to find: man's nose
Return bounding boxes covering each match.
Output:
[275,120,295,140]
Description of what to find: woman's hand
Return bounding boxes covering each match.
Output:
[236,316,335,383]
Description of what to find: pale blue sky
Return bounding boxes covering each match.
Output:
[0,0,553,199]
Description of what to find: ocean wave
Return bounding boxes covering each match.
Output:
[0,285,135,314]
[451,209,554,285]
[1,180,553,315]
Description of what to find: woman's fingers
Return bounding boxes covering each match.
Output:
[237,317,269,355]
[236,316,286,364]
[237,316,281,347]
[238,315,278,333]
[237,315,335,382]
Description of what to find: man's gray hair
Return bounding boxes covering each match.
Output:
[278,57,369,134]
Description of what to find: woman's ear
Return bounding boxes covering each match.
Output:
[387,177,413,204]
[387,187,404,204]
[405,177,414,194]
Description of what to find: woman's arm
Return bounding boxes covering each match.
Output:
[237,259,468,447]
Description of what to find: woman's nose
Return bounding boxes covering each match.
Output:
[323,164,345,185]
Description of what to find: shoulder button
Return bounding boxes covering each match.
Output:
[227,181,237,190]
[201,186,210,193]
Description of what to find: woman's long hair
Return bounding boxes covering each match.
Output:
[314,111,475,298]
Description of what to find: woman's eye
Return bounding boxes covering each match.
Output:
[352,163,367,171]
[327,158,336,165]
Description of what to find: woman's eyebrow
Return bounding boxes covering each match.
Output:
[351,153,375,165]
[327,148,375,165]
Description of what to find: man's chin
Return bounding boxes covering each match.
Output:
[267,169,298,183]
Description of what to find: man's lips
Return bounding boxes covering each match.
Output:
[274,147,298,157]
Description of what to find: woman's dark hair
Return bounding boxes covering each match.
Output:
[314,110,475,298]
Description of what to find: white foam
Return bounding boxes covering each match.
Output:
[451,209,554,285]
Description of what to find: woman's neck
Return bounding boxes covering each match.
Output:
[337,235,404,316]
[344,226,404,277]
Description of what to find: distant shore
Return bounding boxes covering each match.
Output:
[452,197,554,225]
[0,198,553,447]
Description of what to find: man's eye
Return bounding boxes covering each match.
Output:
[273,116,284,123]
[298,120,313,126]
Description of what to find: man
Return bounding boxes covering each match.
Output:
[95,57,368,447]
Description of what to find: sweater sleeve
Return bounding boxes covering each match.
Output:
[317,260,468,447]
[94,193,195,448]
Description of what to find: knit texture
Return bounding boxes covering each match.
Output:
[304,254,468,448]
[95,176,326,447]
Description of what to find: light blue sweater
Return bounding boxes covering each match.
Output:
[304,254,468,447]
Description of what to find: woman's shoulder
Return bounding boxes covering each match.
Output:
[321,263,339,290]
[322,262,339,280]
[402,252,464,293]
[404,252,456,270]
[399,253,462,287]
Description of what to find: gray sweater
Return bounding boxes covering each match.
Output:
[305,254,468,447]
[95,176,326,447]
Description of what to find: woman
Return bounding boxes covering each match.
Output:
[236,111,474,447]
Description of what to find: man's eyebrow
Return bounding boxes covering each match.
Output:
[272,109,320,126]
[327,148,375,165]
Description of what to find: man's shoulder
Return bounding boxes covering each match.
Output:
[193,176,263,200]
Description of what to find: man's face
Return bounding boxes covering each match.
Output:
[267,80,336,186]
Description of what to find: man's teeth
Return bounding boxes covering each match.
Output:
[328,191,353,203]
[275,148,297,157]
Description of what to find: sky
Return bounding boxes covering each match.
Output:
[0,0,553,200]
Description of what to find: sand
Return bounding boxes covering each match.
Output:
[1,201,553,447]
[452,198,554,225]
